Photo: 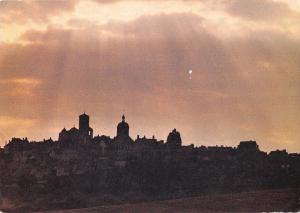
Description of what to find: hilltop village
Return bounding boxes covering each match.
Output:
[0,113,300,211]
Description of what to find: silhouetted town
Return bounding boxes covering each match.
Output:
[0,113,299,211]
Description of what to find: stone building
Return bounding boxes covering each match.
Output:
[165,128,182,149]
[4,137,29,152]
[114,115,134,145]
[237,140,260,152]
[58,113,93,143]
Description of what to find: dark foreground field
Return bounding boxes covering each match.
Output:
[41,188,300,213]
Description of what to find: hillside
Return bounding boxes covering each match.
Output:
[43,188,300,212]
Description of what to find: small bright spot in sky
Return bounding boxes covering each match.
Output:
[188,69,193,80]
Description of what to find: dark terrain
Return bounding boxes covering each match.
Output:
[43,188,300,212]
[1,114,300,212]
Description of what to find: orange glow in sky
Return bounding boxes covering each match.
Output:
[0,0,300,152]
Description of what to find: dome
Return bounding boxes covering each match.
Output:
[117,115,129,137]
[166,128,182,148]
[117,120,129,129]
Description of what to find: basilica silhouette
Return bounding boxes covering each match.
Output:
[56,113,179,149]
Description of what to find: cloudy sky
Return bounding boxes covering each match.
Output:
[0,0,300,152]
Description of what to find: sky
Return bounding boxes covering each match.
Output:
[0,0,300,152]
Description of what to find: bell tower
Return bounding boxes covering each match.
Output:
[79,113,89,136]
[79,113,93,141]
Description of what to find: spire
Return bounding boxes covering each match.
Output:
[122,114,125,122]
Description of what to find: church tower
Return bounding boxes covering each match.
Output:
[117,115,129,138]
[79,113,93,141]
[79,113,89,136]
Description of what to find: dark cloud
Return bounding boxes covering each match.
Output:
[21,27,73,43]
[0,0,77,24]
[227,0,300,22]
[102,13,203,38]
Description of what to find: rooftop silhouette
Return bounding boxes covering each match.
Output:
[0,113,299,212]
